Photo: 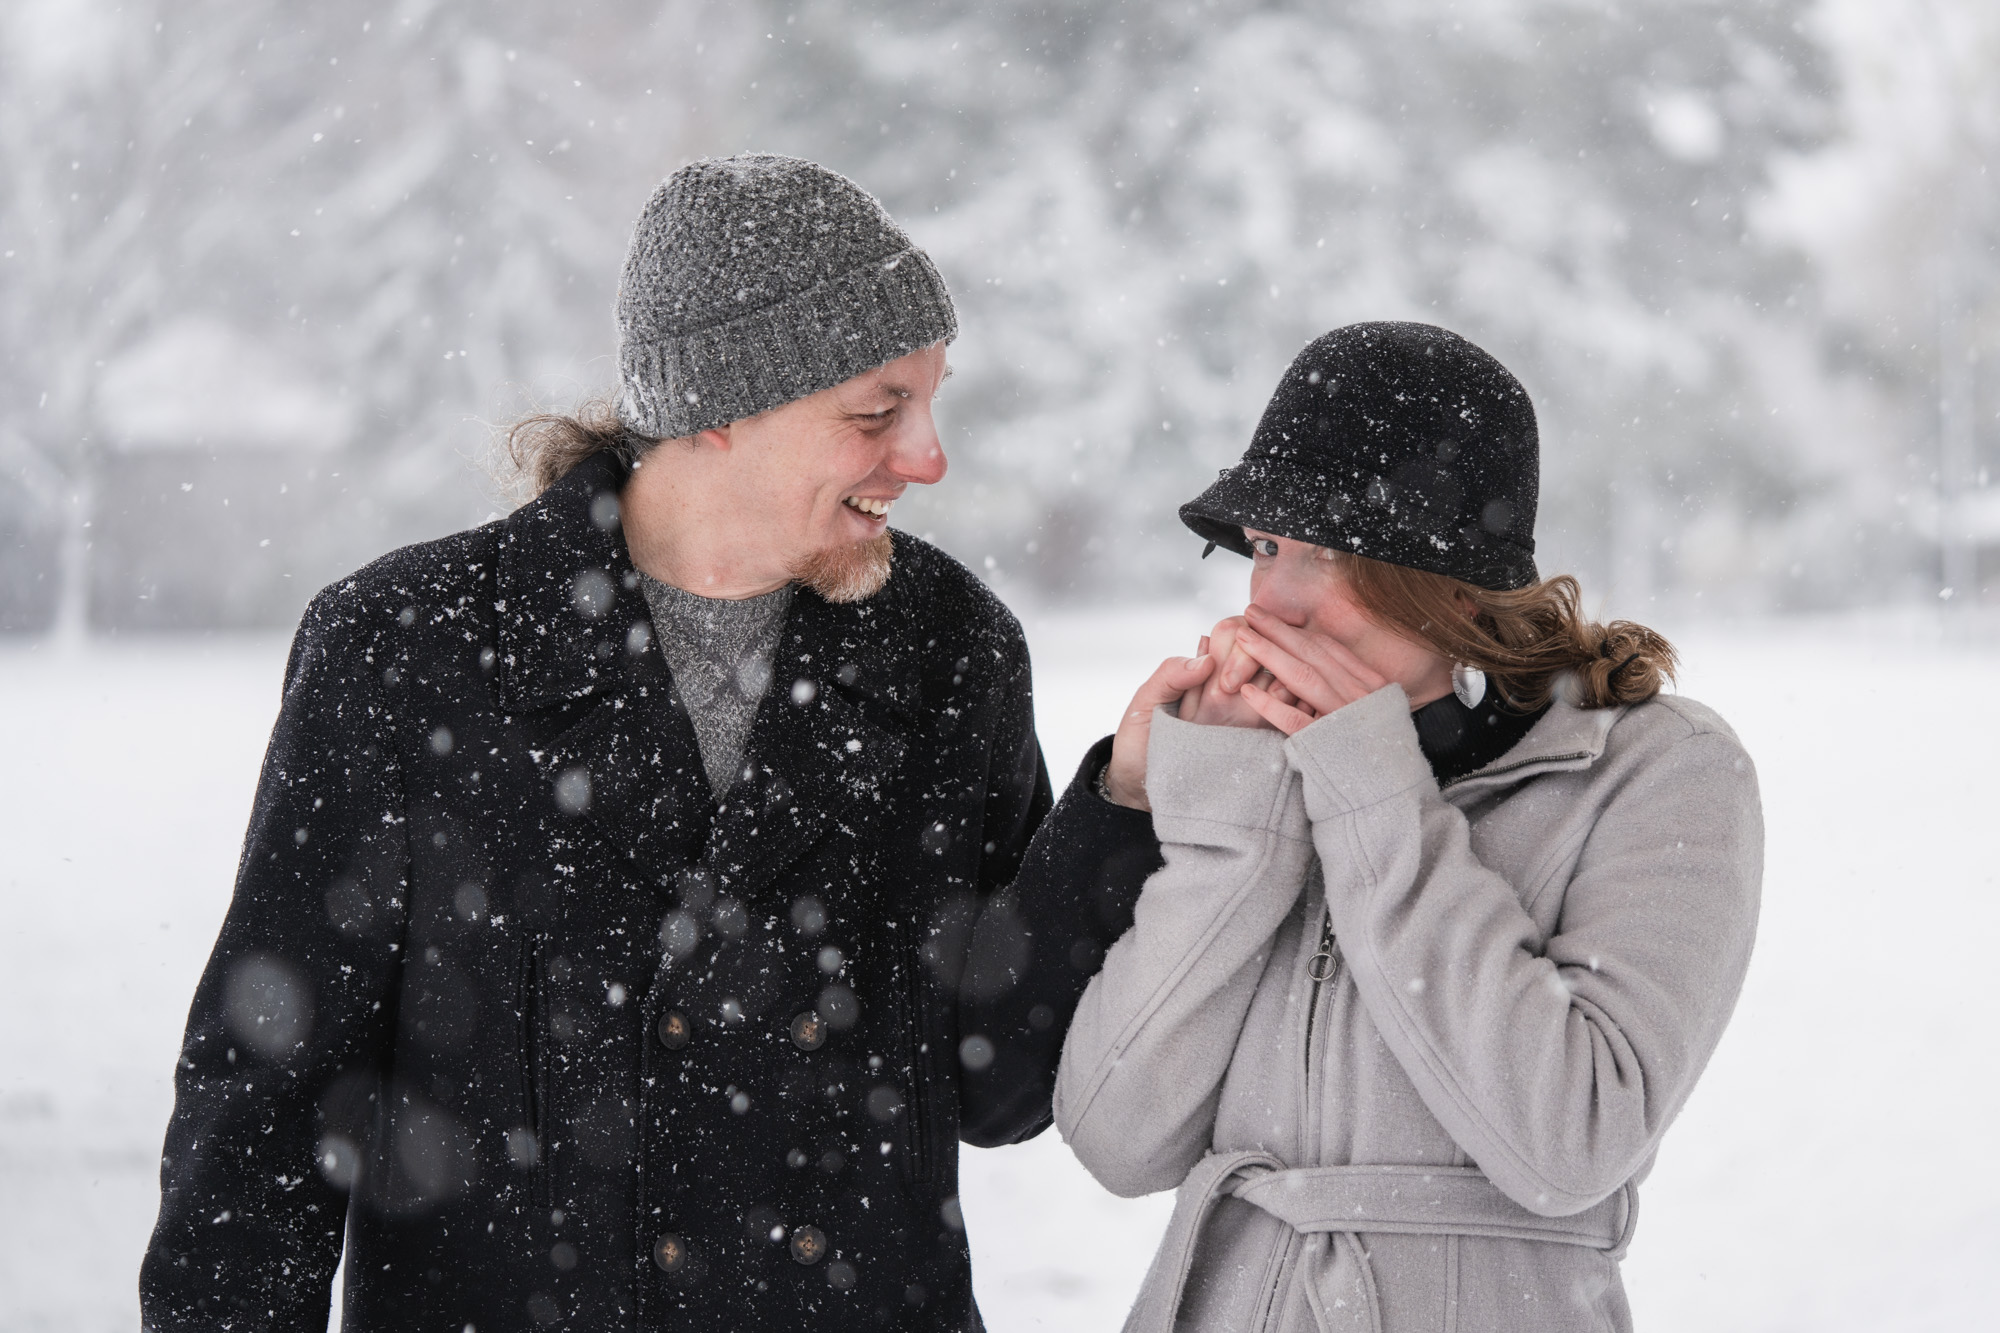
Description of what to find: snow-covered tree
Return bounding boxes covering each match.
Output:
[1,0,759,630]
[10,0,1995,627]
[748,0,1837,610]
[1759,0,2000,603]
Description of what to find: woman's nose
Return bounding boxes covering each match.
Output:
[1248,564,1314,627]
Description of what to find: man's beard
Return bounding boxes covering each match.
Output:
[790,532,893,604]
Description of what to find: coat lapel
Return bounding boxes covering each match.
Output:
[702,581,917,905]
[532,649,714,887]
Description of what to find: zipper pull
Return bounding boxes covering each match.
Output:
[1305,912,1337,983]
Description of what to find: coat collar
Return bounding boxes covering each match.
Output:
[1439,696,1622,798]
[497,451,920,898]
[493,450,646,712]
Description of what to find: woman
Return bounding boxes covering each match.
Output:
[1057,322,1762,1333]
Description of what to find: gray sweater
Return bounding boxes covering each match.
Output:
[637,572,792,795]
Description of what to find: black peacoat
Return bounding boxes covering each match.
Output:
[140,451,1161,1332]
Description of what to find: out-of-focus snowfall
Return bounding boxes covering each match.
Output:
[3,1,1998,1330]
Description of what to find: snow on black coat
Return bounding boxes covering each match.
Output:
[139,451,1159,1333]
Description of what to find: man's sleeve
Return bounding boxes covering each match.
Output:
[140,585,409,1333]
[956,628,1164,1146]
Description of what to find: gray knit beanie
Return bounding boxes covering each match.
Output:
[615,154,958,439]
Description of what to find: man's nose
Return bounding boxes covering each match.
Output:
[888,413,948,486]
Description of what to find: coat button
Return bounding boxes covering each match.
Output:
[657,1009,691,1050]
[788,1011,827,1051]
[652,1232,688,1273]
[788,1225,827,1265]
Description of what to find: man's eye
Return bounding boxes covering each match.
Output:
[1251,539,1279,558]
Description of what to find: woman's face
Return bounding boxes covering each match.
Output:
[1243,529,1457,709]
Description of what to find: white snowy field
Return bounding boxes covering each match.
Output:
[2,608,1996,1332]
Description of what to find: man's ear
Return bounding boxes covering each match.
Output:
[694,424,733,452]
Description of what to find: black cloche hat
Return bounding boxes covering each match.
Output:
[1180,321,1540,591]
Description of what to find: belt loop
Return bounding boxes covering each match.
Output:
[1300,1232,1385,1333]
[1605,1181,1640,1261]
[1344,1232,1385,1333]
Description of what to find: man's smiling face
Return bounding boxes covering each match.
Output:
[711,341,951,596]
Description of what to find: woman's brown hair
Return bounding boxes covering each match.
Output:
[1330,552,1676,710]
[505,396,659,495]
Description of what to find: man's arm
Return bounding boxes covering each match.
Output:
[140,584,409,1333]
[957,734,1164,1148]
[958,647,1224,1146]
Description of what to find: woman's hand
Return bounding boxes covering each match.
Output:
[1232,603,1390,735]
[1102,654,1216,811]
[1177,617,1299,729]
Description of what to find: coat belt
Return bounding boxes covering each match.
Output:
[1123,1151,1638,1333]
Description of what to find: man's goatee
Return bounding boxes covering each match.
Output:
[791,532,893,603]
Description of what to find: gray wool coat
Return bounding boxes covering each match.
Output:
[1054,685,1762,1333]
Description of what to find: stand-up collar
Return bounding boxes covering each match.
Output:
[1440,693,1622,796]
[1411,693,1548,785]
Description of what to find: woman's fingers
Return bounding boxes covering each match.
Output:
[1237,628,1374,716]
[1245,604,1382,687]
[1189,674,1279,730]
[1241,680,1317,736]
[1105,654,1215,810]
[1218,640,1263,694]
[1232,626,1344,714]
[1205,617,1247,686]
[1241,607,1388,711]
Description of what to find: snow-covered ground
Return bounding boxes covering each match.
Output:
[2,608,1995,1332]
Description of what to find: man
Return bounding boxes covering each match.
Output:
[140,154,1176,1332]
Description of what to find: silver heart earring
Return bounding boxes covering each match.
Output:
[1451,662,1487,709]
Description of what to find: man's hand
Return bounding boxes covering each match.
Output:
[1102,654,1215,811]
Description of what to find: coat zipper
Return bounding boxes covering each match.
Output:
[1440,750,1593,791]
[1257,905,1341,1331]
[1301,908,1340,1076]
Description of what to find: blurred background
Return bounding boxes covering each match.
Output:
[6,4,2000,1333]
[4,0,1997,632]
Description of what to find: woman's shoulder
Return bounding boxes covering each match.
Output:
[1601,692,1755,776]
[1624,692,1741,740]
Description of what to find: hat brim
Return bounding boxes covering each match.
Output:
[1179,458,1538,591]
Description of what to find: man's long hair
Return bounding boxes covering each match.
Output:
[506,397,651,494]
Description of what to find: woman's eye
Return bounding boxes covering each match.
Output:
[1251,539,1279,558]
